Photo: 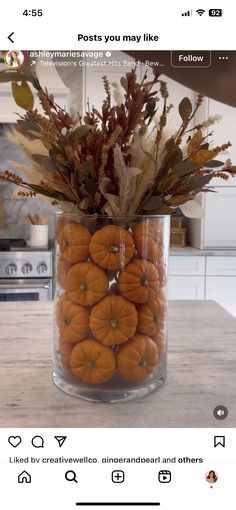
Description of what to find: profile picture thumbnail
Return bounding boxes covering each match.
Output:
[205,470,218,483]
[4,50,25,69]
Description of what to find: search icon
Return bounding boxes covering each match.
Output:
[65,470,78,483]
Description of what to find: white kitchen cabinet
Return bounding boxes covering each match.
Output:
[190,96,236,248]
[205,276,236,317]
[169,275,205,300]
[204,188,236,247]
[169,253,236,316]
[169,255,205,276]
[190,187,236,249]
[206,256,236,276]
[207,99,236,187]
[168,255,205,300]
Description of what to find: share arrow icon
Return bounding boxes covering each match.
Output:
[54,436,67,447]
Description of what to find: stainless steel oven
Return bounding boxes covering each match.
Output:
[0,243,54,301]
[0,278,53,301]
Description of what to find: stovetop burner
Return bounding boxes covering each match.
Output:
[0,239,26,251]
[0,240,53,278]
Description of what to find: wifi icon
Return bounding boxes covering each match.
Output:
[196,9,205,15]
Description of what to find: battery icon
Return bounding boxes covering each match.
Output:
[209,9,223,16]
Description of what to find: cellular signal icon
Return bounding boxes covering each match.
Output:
[181,10,192,16]
[196,9,205,15]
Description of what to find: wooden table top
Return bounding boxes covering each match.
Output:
[0,300,235,428]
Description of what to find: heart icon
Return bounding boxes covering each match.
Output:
[8,436,22,448]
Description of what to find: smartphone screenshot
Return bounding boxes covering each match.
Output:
[0,2,235,509]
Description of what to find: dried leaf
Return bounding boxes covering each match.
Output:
[7,129,48,156]
[186,173,213,190]
[31,154,56,171]
[157,174,178,193]
[168,195,190,206]
[204,160,224,168]
[179,200,205,218]
[7,160,52,185]
[98,125,123,182]
[104,193,120,215]
[79,198,89,210]
[120,77,128,92]
[12,81,34,111]
[92,108,103,121]
[70,125,94,141]
[179,97,193,121]
[131,132,169,214]
[157,206,173,214]
[145,102,157,124]
[82,159,96,180]
[113,145,142,214]
[146,103,156,116]
[172,160,200,177]
[99,176,112,196]
[187,130,203,157]
[168,148,183,169]
[145,204,173,214]
[189,149,217,165]
[16,118,41,133]
[141,148,156,166]
[85,180,98,201]
[164,136,175,152]
[143,196,162,211]
[200,143,209,150]
[27,182,68,201]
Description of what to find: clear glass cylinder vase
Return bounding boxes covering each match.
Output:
[53,213,170,403]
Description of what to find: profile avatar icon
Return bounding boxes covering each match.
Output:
[4,50,25,69]
[205,470,218,483]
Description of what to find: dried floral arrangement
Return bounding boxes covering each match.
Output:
[1,67,235,217]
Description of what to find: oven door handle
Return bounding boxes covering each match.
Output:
[0,282,50,289]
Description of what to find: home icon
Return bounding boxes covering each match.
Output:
[18,470,31,483]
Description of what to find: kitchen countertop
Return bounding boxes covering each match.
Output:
[0,300,236,428]
[170,246,236,256]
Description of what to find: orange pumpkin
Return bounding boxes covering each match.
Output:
[89,225,134,270]
[58,222,91,264]
[133,220,163,263]
[65,262,109,306]
[153,331,165,359]
[118,258,160,303]
[156,257,167,288]
[59,338,74,369]
[56,216,73,245]
[90,295,137,345]
[134,220,163,245]
[137,295,166,337]
[117,334,159,382]
[56,293,90,342]
[69,339,116,384]
[57,255,72,289]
